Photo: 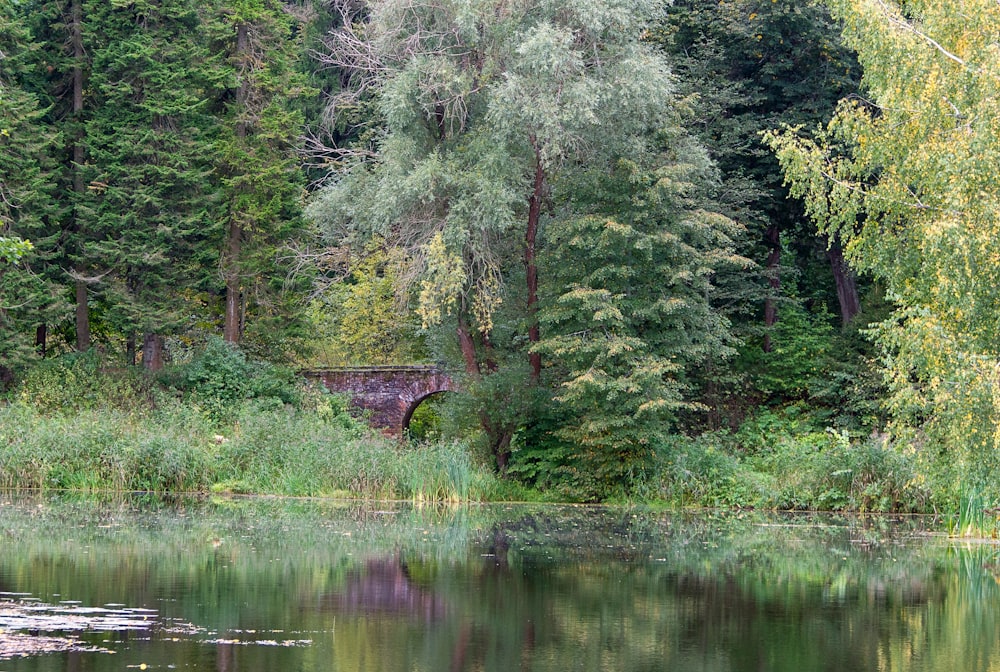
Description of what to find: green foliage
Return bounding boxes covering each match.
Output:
[534,145,746,492]
[307,242,427,366]
[0,374,502,500]
[76,0,219,341]
[15,351,155,414]
[656,0,867,423]
[0,236,32,264]
[655,418,929,512]
[209,0,313,345]
[765,0,1000,495]
[164,337,301,422]
[0,2,65,367]
[736,302,836,400]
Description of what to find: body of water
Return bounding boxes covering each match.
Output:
[0,495,992,671]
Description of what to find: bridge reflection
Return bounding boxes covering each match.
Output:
[324,556,448,619]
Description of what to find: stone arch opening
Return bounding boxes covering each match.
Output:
[304,366,458,437]
[401,390,452,439]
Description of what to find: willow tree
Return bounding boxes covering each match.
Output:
[310,0,728,471]
[766,0,1000,487]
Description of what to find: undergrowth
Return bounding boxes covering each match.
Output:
[1,350,503,501]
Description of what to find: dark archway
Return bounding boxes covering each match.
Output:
[401,390,453,439]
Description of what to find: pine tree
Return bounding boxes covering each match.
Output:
[210,0,311,348]
[28,0,92,352]
[79,0,219,368]
[0,2,64,370]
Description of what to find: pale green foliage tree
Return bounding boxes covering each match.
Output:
[307,242,426,366]
[310,0,716,471]
[765,0,1000,487]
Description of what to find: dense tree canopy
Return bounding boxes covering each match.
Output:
[767,0,1000,481]
[6,0,1000,503]
[307,0,743,475]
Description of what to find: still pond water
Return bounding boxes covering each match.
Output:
[0,495,995,671]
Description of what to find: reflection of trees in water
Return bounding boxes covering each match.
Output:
[324,555,448,619]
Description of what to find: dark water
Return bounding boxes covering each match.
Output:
[0,494,993,671]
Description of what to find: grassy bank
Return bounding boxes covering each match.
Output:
[0,348,516,501]
[0,348,969,519]
[0,400,514,500]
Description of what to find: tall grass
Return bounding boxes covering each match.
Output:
[0,399,502,499]
[654,421,931,512]
[0,351,503,501]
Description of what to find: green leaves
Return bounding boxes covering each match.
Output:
[767,0,1000,485]
[0,237,33,264]
[536,148,744,491]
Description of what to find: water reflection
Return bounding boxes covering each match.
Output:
[325,555,448,618]
[0,495,992,671]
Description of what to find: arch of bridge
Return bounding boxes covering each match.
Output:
[303,366,456,437]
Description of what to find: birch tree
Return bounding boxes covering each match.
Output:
[766,0,1000,486]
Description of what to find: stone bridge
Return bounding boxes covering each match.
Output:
[303,366,457,437]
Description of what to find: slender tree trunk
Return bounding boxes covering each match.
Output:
[223,220,242,343]
[126,333,137,367]
[524,144,544,381]
[827,242,861,326]
[456,312,513,472]
[456,313,481,376]
[141,333,163,371]
[75,280,90,351]
[72,0,90,351]
[762,225,781,353]
[35,324,47,358]
[223,22,250,344]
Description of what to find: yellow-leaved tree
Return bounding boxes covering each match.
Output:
[765,0,1000,495]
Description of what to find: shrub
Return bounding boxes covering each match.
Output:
[165,337,303,422]
[16,351,154,415]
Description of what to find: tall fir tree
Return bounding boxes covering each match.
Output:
[209,0,311,349]
[0,1,64,374]
[79,0,219,368]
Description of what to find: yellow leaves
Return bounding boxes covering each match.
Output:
[417,232,466,329]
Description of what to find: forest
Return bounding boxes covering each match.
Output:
[0,0,997,517]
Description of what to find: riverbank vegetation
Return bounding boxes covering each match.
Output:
[0,0,997,521]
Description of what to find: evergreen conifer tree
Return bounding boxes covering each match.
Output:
[0,2,64,369]
[79,0,219,367]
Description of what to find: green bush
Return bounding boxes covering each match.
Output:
[16,351,154,415]
[165,337,302,422]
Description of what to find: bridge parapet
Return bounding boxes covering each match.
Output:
[303,366,458,437]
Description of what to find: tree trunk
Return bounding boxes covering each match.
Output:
[142,333,163,371]
[223,22,251,344]
[827,242,861,326]
[72,0,90,351]
[126,333,137,367]
[35,324,47,358]
[75,280,90,351]
[223,219,242,343]
[762,225,781,353]
[524,144,544,381]
[456,314,481,376]
[456,312,513,472]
